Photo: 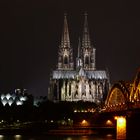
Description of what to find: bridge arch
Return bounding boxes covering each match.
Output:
[103,68,140,112]
[105,81,130,107]
[129,69,140,102]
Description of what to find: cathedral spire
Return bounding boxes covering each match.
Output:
[82,12,91,48]
[61,13,70,48]
[81,12,96,70]
[57,13,74,70]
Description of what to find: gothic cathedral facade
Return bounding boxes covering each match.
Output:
[48,13,110,104]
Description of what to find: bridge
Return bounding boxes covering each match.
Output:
[97,69,140,139]
[102,68,140,112]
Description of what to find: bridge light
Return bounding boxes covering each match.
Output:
[118,117,125,125]
[106,120,113,126]
[81,119,89,127]
[114,116,118,120]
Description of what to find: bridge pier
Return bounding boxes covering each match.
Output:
[115,116,126,139]
[99,109,140,139]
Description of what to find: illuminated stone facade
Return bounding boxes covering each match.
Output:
[48,13,110,103]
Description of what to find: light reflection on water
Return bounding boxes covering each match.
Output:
[0,135,4,140]
[14,135,22,140]
[0,134,115,140]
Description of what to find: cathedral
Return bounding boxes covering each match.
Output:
[48,13,110,104]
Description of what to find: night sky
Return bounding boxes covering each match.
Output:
[0,0,140,96]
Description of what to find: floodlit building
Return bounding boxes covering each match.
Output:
[0,89,29,106]
[48,13,110,104]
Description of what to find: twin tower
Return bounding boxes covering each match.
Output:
[58,13,96,71]
[48,13,110,103]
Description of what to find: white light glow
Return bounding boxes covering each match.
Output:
[2,100,7,106]
[16,101,23,106]
[20,96,27,101]
[1,94,5,100]
[6,93,11,100]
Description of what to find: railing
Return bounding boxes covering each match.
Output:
[101,100,140,112]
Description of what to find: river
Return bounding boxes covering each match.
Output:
[0,134,115,140]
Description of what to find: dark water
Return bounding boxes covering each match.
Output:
[0,134,115,140]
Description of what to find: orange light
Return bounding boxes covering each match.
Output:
[81,119,89,126]
[114,116,118,120]
[106,120,113,126]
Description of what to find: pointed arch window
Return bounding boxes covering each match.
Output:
[85,56,89,65]
[64,56,68,64]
